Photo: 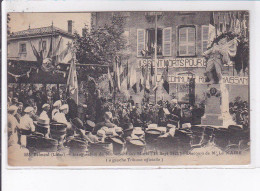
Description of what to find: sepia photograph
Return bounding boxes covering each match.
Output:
[6,11,250,166]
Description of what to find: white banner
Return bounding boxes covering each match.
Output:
[156,75,248,85]
[138,57,233,68]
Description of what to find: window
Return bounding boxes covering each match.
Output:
[19,43,27,53]
[39,40,47,51]
[137,27,172,57]
[201,25,209,53]
[146,28,162,56]
[178,26,196,56]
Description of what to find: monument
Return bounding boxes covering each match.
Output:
[201,37,238,128]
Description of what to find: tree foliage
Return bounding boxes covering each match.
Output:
[73,13,127,78]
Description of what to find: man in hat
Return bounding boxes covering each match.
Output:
[19,107,35,132]
[40,103,50,120]
[96,129,106,142]
[53,104,71,128]
[14,102,23,123]
[18,107,35,145]
[34,116,50,138]
[52,100,62,120]
[122,123,138,142]
[94,112,116,132]
[84,120,99,143]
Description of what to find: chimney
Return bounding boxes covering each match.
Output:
[68,20,73,34]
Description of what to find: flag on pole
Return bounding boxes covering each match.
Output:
[108,67,114,94]
[67,58,78,105]
[161,63,169,94]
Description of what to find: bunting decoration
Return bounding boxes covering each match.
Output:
[206,11,249,74]
[8,67,32,82]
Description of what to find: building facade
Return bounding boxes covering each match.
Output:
[8,24,74,62]
[92,11,249,104]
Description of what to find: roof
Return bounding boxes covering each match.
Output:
[8,25,74,40]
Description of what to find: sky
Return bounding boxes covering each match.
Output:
[9,13,91,34]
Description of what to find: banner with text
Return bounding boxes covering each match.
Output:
[156,75,248,85]
[138,58,233,68]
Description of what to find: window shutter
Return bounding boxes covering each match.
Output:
[137,29,145,57]
[163,27,172,56]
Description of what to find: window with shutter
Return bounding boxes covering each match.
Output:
[163,27,172,56]
[19,43,27,53]
[137,29,145,57]
[178,26,196,56]
[201,25,209,53]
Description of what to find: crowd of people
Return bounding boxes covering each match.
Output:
[7,83,250,156]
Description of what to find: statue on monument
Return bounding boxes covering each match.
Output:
[203,36,239,84]
[201,35,239,127]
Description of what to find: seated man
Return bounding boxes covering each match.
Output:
[94,112,116,133]
[18,106,35,145]
[7,105,20,143]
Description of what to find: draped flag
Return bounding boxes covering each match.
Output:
[139,65,145,92]
[113,56,121,92]
[29,40,42,68]
[108,67,114,94]
[234,18,241,35]
[145,63,150,93]
[127,61,130,90]
[207,12,216,48]
[150,61,155,87]
[130,66,137,93]
[161,63,169,94]
[67,58,78,105]
[59,42,73,63]
[47,33,53,58]
[116,58,121,92]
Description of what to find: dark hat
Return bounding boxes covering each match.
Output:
[71,117,85,130]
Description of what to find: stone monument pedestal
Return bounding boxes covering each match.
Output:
[201,84,224,127]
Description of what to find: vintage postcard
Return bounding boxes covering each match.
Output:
[7,11,250,166]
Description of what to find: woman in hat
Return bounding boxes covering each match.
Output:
[53,104,71,128]
[52,100,62,120]
[19,107,35,132]
[40,104,50,120]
